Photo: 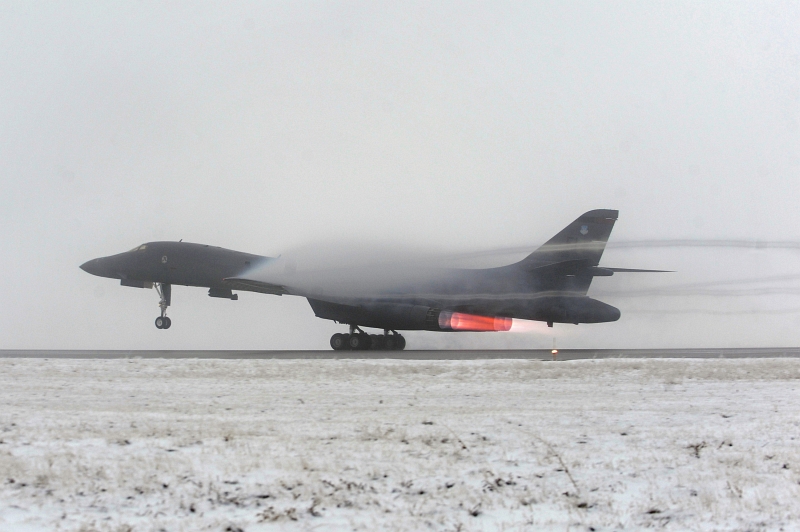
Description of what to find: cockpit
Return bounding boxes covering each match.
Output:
[128,244,147,252]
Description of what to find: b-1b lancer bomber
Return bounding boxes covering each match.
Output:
[80,209,666,350]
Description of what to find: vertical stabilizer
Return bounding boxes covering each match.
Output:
[519,209,618,268]
[516,210,618,294]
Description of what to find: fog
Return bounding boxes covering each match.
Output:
[1,1,798,349]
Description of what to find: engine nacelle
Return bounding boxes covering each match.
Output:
[308,299,513,331]
[308,295,619,331]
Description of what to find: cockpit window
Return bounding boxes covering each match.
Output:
[128,244,147,252]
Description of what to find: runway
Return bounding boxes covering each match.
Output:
[2,347,799,360]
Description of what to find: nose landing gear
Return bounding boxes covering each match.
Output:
[330,326,405,351]
[154,283,172,329]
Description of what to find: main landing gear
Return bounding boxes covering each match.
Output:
[154,283,172,329]
[330,326,406,351]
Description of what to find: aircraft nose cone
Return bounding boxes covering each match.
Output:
[80,259,103,276]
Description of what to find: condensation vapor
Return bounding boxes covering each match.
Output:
[237,238,800,320]
[593,274,800,298]
[243,239,470,299]
[446,239,800,316]
[442,239,800,263]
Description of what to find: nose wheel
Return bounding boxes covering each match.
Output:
[154,283,172,330]
[330,327,405,351]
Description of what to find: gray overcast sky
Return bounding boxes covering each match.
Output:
[1,1,798,350]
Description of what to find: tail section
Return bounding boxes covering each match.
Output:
[515,209,618,295]
[518,209,618,270]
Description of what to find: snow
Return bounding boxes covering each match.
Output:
[0,357,799,531]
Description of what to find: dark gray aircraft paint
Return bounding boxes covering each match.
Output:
[80,210,666,350]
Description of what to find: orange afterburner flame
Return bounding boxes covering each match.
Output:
[438,311,512,331]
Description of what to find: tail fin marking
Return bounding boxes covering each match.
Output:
[518,209,619,270]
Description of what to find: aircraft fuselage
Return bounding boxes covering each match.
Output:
[80,210,654,349]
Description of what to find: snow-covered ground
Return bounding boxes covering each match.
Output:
[0,358,798,531]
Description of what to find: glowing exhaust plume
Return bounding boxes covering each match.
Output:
[438,311,512,331]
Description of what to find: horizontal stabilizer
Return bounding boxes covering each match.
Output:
[527,260,672,278]
[223,277,289,296]
[604,268,673,273]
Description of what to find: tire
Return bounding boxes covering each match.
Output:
[348,334,363,350]
[155,317,165,329]
[163,317,172,329]
[360,334,372,350]
[384,335,395,350]
[330,333,346,350]
[369,334,384,350]
[395,335,406,350]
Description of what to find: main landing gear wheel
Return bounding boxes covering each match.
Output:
[330,333,347,350]
[384,333,405,351]
[348,333,372,350]
[155,316,172,329]
[329,328,405,350]
[369,334,385,350]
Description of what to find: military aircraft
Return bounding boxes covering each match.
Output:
[80,209,666,350]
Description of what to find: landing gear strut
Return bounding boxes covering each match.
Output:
[330,326,405,351]
[154,283,172,329]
